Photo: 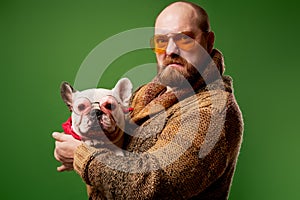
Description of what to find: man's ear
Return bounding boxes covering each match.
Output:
[60,82,76,111]
[113,78,133,106]
[207,31,215,54]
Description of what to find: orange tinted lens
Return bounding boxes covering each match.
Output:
[173,33,195,51]
[150,35,168,53]
[154,48,166,54]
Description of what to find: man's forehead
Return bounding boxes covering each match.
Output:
[154,27,200,35]
[155,10,201,34]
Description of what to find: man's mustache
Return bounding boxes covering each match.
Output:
[162,55,188,67]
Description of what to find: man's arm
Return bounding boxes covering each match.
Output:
[72,92,240,199]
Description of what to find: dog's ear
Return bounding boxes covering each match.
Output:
[113,78,133,106]
[60,82,76,111]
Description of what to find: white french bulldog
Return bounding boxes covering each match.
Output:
[60,78,132,155]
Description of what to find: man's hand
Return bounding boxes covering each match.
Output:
[52,132,82,172]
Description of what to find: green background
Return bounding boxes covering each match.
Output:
[1,0,299,199]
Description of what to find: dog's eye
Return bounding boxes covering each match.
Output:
[73,97,92,115]
[77,104,86,111]
[105,103,116,111]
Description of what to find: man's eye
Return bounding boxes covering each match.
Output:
[181,35,189,40]
[156,39,167,43]
[176,34,192,42]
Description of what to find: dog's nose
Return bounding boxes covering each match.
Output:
[90,109,103,119]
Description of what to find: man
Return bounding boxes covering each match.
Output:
[53,1,243,199]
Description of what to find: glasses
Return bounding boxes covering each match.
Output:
[150,31,196,54]
[71,96,120,115]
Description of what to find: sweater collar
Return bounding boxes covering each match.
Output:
[129,49,230,125]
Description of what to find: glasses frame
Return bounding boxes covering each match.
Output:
[71,95,121,116]
[150,31,197,54]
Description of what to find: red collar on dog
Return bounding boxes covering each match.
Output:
[62,117,82,140]
[123,107,134,113]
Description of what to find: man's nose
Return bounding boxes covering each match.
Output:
[165,38,179,56]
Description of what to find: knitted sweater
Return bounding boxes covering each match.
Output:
[73,74,243,200]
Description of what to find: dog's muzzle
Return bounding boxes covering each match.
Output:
[90,108,103,120]
[89,108,116,133]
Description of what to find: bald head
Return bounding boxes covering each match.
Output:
[155,2,210,33]
[153,2,217,88]
[154,1,214,54]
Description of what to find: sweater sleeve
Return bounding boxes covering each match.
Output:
[74,143,163,199]
[73,93,241,199]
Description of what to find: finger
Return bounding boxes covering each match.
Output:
[57,164,73,172]
[55,140,77,158]
[54,147,74,162]
[58,163,73,172]
[52,132,65,141]
[53,132,74,142]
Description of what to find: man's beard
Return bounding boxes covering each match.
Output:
[156,55,202,89]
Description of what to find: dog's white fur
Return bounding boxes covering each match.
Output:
[60,78,132,155]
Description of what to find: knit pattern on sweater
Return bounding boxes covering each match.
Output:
[73,75,243,200]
